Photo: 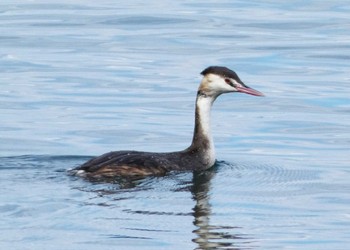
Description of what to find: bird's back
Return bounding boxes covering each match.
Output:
[72,150,180,178]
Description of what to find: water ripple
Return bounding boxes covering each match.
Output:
[213,161,329,199]
[1,0,350,249]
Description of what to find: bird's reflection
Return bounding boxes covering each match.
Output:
[191,164,253,249]
[70,161,254,249]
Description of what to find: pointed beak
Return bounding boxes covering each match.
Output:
[236,85,264,96]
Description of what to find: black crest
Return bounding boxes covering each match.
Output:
[201,66,243,83]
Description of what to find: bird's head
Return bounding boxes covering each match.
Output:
[198,66,264,98]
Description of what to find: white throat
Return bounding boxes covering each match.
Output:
[192,94,216,167]
[196,95,214,141]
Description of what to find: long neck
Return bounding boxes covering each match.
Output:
[188,92,216,167]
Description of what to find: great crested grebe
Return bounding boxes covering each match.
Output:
[71,66,263,178]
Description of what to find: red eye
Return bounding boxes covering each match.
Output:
[225,78,233,86]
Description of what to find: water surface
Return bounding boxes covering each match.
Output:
[1,1,349,249]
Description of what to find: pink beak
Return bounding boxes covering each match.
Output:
[236,86,264,96]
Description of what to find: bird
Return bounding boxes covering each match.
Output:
[71,66,263,178]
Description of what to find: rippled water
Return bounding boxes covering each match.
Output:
[1,1,350,249]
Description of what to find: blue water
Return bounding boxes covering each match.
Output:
[1,1,350,249]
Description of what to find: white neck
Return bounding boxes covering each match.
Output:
[196,95,214,142]
[190,94,216,167]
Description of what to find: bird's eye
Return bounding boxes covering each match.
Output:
[225,78,233,86]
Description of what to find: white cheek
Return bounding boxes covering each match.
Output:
[224,83,236,92]
[202,74,236,94]
[215,81,235,92]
